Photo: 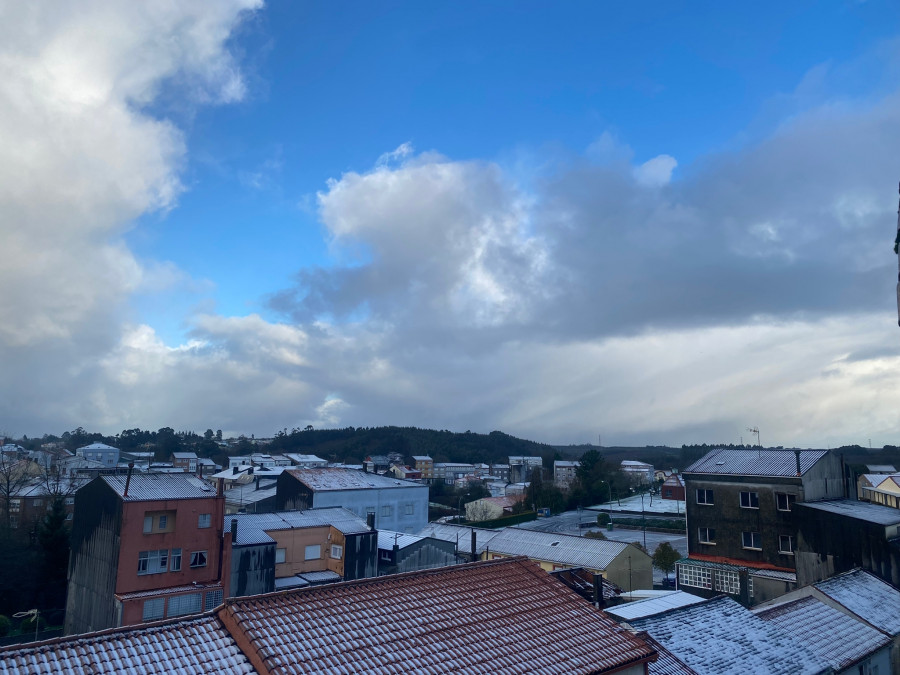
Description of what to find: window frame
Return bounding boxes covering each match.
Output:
[275,548,286,564]
[171,548,182,571]
[739,491,759,509]
[775,492,795,512]
[304,544,321,561]
[330,544,343,559]
[142,597,165,621]
[778,534,795,554]
[742,531,762,550]
[696,489,714,505]
[698,527,716,544]
[197,513,211,529]
[189,550,208,569]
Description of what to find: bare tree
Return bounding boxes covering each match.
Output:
[0,451,34,531]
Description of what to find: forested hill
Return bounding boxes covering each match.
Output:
[267,427,555,466]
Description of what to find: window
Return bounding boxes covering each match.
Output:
[66,513,73,521]
[32,499,42,507]
[142,598,165,621]
[143,515,153,533]
[204,590,223,611]
[304,544,321,561]
[198,513,211,529]
[742,531,762,550]
[696,489,714,505]
[698,527,716,544]
[405,503,414,515]
[740,492,759,509]
[189,551,207,568]
[275,548,286,564]
[679,564,712,590]
[9,499,20,513]
[138,549,169,575]
[158,515,167,530]
[65,497,74,506]
[381,505,392,517]
[714,569,741,595]
[9,515,18,529]
[776,493,795,512]
[331,544,343,559]
[167,593,201,617]
[779,535,795,554]
[380,550,392,561]
[171,548,182,572]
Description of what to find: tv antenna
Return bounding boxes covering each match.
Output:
[747,427,760,448]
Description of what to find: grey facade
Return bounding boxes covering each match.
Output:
[376,532,457,576]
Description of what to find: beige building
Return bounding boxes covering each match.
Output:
[465,495,523,521]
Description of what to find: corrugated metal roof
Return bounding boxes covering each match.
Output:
[814,568,900,636]
[487,528,632,570]
[416,523,500,554]
[754,596,891,671]
[285,467,426,491]
[605,591,707,621]
[0,615,254,675]
[99,473,216,501]
[797,499,900,526]
[228,508,371,546]
[684,449,829,477]
[377,530,424,550]
[221,557,656,674]
[631,596,828,675]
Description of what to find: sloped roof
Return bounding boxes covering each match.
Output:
[605,591,706,621]
[0,615,254,675]
[637,633,700,675]
[219,557,656,674]
[285,467,425,491]
[814,569,900,636]
[754,596,891,671]
[684,449,829,477]
[98,473,216,501]
[630,595,827,675]
[377,530,424,550]
[486,528,633,570]
[797,499,900,526]
[77,442,119,452]
[228,508,370,546]
[171,452,198,459]
[416,523,499,554]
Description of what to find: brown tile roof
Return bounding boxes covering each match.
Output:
[218,557,655,674]
[0,614,255,675]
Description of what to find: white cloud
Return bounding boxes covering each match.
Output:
[634,154,677,186]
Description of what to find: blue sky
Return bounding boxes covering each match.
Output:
[4,1,900,446]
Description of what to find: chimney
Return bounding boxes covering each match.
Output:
[232,466,238,475]
[123,462,135,497]
[794,449,802,477]
[366,512,376,530]
[198,463,203,479]
[471,529,477,561]
[231,518,238,544]
[216,477,224,497]
[738,568,750,606]
[255,476,260,491]
[592,573,602,608]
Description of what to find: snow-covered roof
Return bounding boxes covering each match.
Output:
[797,499,900,526]
[865,464,896,473]
[99,473,216,501]
[684,449,829,477]
[220,558,656,674]
[377,530,425,550]
[171,452,197,459]
[487,528,633,570]
[0,614,254,674]
[416,523,499,554]
[754,595,891,672]
[630,596,828,675]
[604,591,707,621]
[284,453,326,464]
[411,455,432,461]
[228,508,370,546]
[814,569,900,636]
[637,632,700,675]
[77,442,119,451]
[285,467,426,491]
[554,460,579,468]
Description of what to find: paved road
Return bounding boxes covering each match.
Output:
[518,510,687,586]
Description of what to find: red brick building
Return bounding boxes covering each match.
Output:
[65,472,227,635]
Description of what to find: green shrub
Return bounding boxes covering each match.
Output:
[596,513,611,526]
[0,615,10,637]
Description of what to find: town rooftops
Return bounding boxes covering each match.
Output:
[508,456,541,463]
[684,449,829,477]
[554,460,579,468]
[98,472,216,501]
[754,595,891,672]
[377,530,424,550]
[796,499,900,526]
[77,442,119,451]
[487,527,635,570]
[411,455,432,461]
[604,590,707,622]
[171,451,198,459]
[0,614,254,675]
[416,522,499,554]
[637,633,700,675]
[814,568,900,636]
[865,464,896,473]
[284,467,425,491]
[227,508,370,546]
[218,557,656,674]
[630,595,827,675]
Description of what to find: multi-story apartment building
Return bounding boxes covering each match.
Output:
[677,448,844,606]
[65,472,227,635]
[75,442,120,468]
[509,456,542,484]
[170,452,198,472]
[553,460,579,489]
[411,455,433,481]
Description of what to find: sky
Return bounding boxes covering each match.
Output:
[3,1,900,448]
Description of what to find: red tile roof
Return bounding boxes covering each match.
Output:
[0,614,255,675]
[219,557,656,674]
[684,554,794,573]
